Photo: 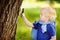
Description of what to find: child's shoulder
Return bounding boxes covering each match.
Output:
[48,21,56,27]
[47,21,56,30]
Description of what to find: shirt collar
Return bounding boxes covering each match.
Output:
[38,20,55,25]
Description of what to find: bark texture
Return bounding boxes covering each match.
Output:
[0,0,23,40]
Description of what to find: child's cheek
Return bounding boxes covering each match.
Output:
[40,16,45,20]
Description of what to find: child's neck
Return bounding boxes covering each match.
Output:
[40,19,49,22]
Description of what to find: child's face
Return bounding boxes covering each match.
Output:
[40,9,49,22]
[40,13,48,22]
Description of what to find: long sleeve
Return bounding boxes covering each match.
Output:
[33,20,39,29]
[48,23,56,36]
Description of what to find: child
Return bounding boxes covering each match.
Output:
[20,6,57,40]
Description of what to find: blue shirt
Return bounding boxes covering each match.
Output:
[33,20,56,40]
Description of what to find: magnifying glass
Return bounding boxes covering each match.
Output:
[22,8,24,13]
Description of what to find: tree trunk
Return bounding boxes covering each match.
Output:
[0,0,23,40]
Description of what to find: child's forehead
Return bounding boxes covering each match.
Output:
[40,7,55,13]
[41,7,50,11]
[40,8,48,13]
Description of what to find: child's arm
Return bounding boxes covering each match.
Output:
[21,13,34,27]
[50,36,56,40]
[19,8,34,27]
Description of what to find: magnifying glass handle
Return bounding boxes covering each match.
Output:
[22,8,24,13]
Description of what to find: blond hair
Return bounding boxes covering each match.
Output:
[40,6,57,21]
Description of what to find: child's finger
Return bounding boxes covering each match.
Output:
[19,8,24,17]
[19,8,24,15]
[50,38,56,40]
[20,13,23,17]
[50,38,53,40]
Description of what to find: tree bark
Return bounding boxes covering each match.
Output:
[0,0,23,40]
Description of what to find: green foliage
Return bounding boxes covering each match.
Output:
[15,7,60,40]
[55,8,60,40]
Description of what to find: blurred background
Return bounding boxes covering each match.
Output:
[15,0,60,40]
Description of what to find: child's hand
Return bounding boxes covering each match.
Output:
[50,36,56,40]
[19,8,24,17]
[20,12,24,17]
